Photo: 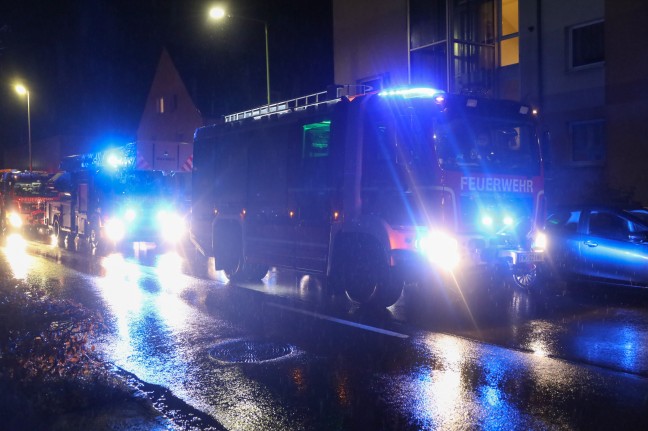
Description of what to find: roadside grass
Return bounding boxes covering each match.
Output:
[0,275,172,430]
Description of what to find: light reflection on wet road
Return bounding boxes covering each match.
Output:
[2,235,648,430]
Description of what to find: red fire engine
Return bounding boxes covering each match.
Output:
[0,170,57,235]
[190,86,547,307]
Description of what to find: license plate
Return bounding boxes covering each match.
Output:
[517,252,544,263]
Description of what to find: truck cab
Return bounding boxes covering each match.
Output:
[0,170,56,236]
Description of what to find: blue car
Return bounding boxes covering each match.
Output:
[544,205,648,288]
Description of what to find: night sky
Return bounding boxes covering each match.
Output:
[0,0,334,161]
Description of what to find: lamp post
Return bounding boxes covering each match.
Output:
[14,84,32,171]
[209,6,271,106]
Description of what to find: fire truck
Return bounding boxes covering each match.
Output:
[190,86,547,307]
[0,169,57,235]
[44,147,186,252]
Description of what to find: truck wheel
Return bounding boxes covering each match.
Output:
[0,215,6,236]
[510,262,538,290]
[373,272,405,308]
[88,228,99,252]
[223,257,243,282]
[221,241,244,282]
[214,223,245,282]
[341,238,400,307]
[242,263,269,281]
[71,234,82,252]
[53,220,65,247]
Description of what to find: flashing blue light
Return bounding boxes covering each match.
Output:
[106,152,125,169]
[503,215,514,226]
[378,87,446,100]
[124,208,137,222]
[482,215,494,226]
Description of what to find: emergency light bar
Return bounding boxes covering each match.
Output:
[378,87,446,100]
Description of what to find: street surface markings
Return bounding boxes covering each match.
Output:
[268,302,410,339]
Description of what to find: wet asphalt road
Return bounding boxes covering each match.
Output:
[2,233,648,430]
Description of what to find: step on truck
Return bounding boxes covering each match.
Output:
[190,86,547,307]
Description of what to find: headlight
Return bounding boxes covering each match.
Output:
[8,212,23,228]
[481,212,516,229]
[156,210,186,243]
[532,231,547,251]
[104,218,125,242]
[416,230,460,271]
[124,208,137,222]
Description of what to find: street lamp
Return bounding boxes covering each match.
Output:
[209,6,271,106]
[14,84,32,171]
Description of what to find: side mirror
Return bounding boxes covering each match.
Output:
[540,131,552,169]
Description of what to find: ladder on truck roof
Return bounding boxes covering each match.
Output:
[223,84,371,123]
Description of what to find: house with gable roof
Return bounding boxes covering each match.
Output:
[135,48,203,173]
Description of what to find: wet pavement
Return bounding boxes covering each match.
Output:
[2,233,648,430]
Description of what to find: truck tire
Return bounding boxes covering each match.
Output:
[334,235,402,307]
[242,263,269,281]
[223,256,243,281]
[220,245,268,282]
[88,228,99,252]
[221,235,243,281]
[213,222,248,282]
[53,219,65,247]
[510,262,539,291]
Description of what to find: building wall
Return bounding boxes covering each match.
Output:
[538,0,606,205]
[333,0,409,89]
[332,0,628,206]
[605,0,648,204]
[136,48,202,172]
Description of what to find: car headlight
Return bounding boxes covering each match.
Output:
[104,217,125,242]
[416,230,460,271]
[8,212,23,228]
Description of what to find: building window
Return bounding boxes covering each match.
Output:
[571,120,605,164]
[410,0,448,89]
[569,20,604,70]
[156,97,165,114]
[451,0,496,93]
[155,95,178,114]
[499,0,518,67]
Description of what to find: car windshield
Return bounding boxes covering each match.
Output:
[627,208,648,226]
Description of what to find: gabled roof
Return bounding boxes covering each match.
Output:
[136,48,203,144]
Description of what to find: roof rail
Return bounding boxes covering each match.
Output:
[223,84,371,123]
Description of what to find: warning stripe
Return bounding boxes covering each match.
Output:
[182,154,193,172]
[136,153,151,170]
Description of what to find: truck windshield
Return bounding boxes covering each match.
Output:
[92,170,170,198]
[11,174,56,197]
[115,171,168,196]
[434,118,540,176]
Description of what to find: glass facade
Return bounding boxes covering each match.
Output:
[409,0,518,95]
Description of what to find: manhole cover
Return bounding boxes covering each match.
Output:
[209,339,294,364]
